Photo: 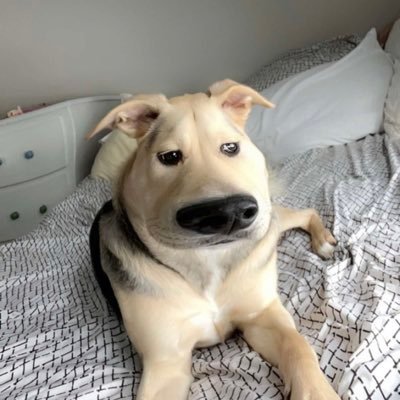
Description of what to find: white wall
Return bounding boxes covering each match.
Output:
[1,0,399,116]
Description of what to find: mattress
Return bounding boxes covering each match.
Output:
[1,132,399,399]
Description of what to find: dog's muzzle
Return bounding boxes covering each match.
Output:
[176,195,258,235]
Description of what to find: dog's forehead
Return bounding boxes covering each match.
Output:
[169,92,208,106]
[161,92,233,135]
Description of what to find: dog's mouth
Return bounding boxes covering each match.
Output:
[147,221,254,249]
[203,229,253,247]
[209,239,235,246]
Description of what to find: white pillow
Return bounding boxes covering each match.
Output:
[91,130,137,181]
[384,59,400,138]
[385,18,400,60]
[246,29,394,165]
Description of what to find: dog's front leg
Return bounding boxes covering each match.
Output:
[122,308,194,400]
[137,354,193,400]
[238,298,339,400]
[273,205,336,259]
[114,287,203,400]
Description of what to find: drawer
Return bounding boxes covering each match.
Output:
[0,169,73,242]
[0,115,69,188]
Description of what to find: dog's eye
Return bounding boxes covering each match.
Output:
[157,150,183,166]
[220,142,239,156]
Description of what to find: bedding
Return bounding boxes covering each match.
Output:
[246,29,394,165]
[91,129,137,182]
[90,94,137,182]
[384,21,400,140]
[1,132,400,399]
[385,18,400,60]
[384,59,400,138]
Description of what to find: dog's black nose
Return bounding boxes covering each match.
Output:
[176,195,258,235]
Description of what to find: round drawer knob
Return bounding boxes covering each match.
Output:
[39,205,48,214]
[10,211,20,220]
[24,150,34,159]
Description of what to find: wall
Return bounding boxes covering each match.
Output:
[0,0,399,116]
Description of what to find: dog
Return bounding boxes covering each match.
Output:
[87,80,339,400]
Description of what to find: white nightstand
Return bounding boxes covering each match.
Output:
[0,96,122,242]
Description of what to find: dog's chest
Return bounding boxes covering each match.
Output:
[191,253,278,348]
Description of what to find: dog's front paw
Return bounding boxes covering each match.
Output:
[288,373,340,400]
[312,228,337,260]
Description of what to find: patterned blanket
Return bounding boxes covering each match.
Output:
[1,133,399,400]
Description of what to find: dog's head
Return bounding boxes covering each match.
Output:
[88,80,275,248]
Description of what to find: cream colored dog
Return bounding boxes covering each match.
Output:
[87,80,339,400]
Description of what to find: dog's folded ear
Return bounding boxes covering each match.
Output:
[86,94,167,140]
[209,79,275,128]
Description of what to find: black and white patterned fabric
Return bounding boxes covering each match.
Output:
[245,35,360,92]
[1,133,399,399]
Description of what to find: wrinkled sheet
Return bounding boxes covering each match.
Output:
[1,133,400,399]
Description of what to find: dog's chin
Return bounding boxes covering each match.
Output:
[202,235,244,248]
[149,224,264,250]
[207,216,271,248]
[209,238,235,246]
[149,233,243,249]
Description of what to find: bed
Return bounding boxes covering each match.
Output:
[1,32,400,400]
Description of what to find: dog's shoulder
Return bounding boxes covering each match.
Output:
[89,200,158,316]
[90,200,123,317]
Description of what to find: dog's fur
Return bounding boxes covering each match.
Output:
[88,80,339,400]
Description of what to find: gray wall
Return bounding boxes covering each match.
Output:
[1,0,399,116]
